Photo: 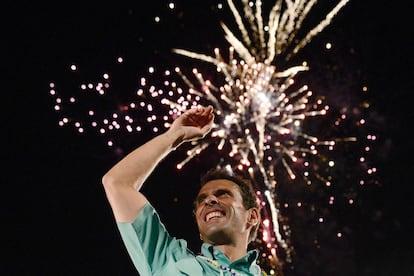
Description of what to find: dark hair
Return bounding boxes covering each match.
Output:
[196,167,261,243]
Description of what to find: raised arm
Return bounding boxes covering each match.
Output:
[102,105,214,222]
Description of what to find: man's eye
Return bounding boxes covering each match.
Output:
[197,197,205,204]
[217,191,230,197]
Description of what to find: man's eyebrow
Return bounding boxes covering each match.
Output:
[215,188,233,196]
[197,188,232,199]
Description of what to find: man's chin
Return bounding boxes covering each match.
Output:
[204,229,232,245]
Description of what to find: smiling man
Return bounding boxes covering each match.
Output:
[102,105,266,275]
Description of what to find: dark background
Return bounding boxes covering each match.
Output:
[4,0,414,275]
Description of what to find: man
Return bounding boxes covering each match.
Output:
[102,105,265,275]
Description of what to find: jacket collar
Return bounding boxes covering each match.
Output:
[200,243,261,275]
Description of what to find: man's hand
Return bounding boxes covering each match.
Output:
[168,105,214,147]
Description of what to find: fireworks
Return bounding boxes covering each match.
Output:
[48,0,378,273]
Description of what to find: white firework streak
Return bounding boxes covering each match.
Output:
[157,0,351,264]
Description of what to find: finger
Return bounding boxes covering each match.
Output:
[201,105,213,117]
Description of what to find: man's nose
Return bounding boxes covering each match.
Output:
[204,195,218,206]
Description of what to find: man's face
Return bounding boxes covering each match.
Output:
[194,179,251,245]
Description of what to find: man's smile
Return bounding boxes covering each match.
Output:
[205,210,225,222]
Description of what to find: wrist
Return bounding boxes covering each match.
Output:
[164,128,185,149]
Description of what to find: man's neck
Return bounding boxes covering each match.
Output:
[215,244,248,262]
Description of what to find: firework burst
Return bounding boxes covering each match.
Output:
[158,0,352,267]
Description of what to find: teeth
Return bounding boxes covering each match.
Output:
[206,211,223,221]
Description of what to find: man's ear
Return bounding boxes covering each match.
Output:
[247,207,260,227]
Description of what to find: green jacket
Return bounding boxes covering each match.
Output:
[117,203,265,275]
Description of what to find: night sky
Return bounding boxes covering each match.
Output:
[4,1,414,275]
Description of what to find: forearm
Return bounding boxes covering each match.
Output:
[102,128,184,191]
[102,128,185,222]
